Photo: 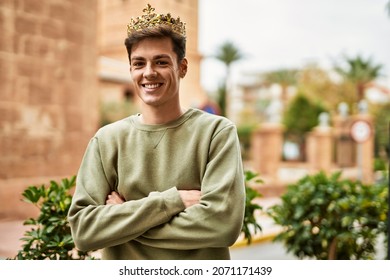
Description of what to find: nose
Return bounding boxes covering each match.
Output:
[144,63,157,79]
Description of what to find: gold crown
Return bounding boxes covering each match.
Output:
[127,4,186,38]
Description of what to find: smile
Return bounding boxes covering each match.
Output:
[143,83,163,89]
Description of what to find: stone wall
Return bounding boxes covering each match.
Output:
[0,0,99,219]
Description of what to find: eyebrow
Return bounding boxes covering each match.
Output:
[131,54,172,62]
[153,54,171,60]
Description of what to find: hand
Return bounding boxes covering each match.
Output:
[106,191,125,205]
[178,190,201,208]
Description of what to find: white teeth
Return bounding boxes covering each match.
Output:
[144,84,160,89]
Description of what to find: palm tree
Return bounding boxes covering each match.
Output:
[262,69,299,106]
[214,41,244,117]
[334,55,383,103]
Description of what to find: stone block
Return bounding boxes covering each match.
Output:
[0,75,14,101]
[42,18,65,40]
[0,8,15,52]
[64,108,83,132]
[15,15,39,36]
[0,105,18,129]
[0,54,14,81]
[48,2,68,22]
[21,0,46,14]
[12,77,30,104]
[65,23,83,43]
[16,56,39,78]
[28,80,53,105]
[0,0,15,9]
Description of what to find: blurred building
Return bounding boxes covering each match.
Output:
[0,0,207,219]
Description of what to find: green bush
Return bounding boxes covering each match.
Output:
[374,157,387,172]
[242,170,263,244]
[268,171,388,259]
[10,176,96,260]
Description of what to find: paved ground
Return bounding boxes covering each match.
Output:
[0,218,26,259]
[231,241,298,260]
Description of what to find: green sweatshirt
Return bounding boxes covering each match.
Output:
[68,108,245,260]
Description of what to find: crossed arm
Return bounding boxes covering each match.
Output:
[106,190,201,208]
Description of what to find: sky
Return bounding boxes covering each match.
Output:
[198,0,390,93]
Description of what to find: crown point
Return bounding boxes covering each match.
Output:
[127,4,186,38]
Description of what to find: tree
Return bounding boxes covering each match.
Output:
[214,41,244,116]
[370,102,390,160]
[296,63,355,113]
[282,92,328,160]
[334,55,383,103]
[262,68,299,106]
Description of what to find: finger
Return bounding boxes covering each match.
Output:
[107,191,125,204]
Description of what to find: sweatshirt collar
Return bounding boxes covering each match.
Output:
[131,108,195,131]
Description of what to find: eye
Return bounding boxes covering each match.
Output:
[131,61,145,68]
[156,60,169,66]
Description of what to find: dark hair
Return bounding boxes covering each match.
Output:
[124,25,186,64]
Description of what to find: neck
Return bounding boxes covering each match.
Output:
[140,104,185,125]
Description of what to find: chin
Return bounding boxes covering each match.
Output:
[141,97,164,107]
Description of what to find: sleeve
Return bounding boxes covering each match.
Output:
[67,137,186,252]
[135,125,246,249]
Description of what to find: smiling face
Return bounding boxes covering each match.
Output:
[130,37,187,113]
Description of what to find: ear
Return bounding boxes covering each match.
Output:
[129,66,134,79]
[179,58,188,78]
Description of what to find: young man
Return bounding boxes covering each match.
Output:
[68,4,245,260]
